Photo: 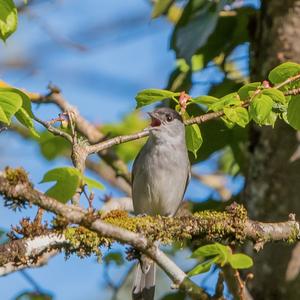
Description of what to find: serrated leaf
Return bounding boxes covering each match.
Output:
[83,176,104,192]
[152,0,175,18]
[229,253,253,269]
[40,167,81,203]
[238,82,260,100]
[249,94,273,124]
[191,95,219,106]
[135,89,178,108]
[287,96,300,130]
[185,124,202,158]
[269,62,300,84]
[15,107,39,138]
[0,89,22,124]
[223,106,249,128]
[0,0,18,42]
[262,88,286,104]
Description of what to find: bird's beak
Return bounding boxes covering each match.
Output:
[148,112,161,127]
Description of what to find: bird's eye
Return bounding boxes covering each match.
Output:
[166,114,173,122]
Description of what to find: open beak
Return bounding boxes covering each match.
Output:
[148,112,161,127]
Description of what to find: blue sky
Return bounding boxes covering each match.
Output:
[0,1,249,299]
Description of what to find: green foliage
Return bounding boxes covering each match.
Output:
[135,89,179,108]
[248,94,273,124]
[151,0,175,18]
[238,82,260,100]
[208,92,241,112]
[171,0,226,61]
[188,242,253,276]
[40,167,104,203]
[268,62,300,85]
[287,96,300,130]
[38,130,71,160]
[104,252,124,266]
[83,175,104,192]
[185,123,202,158]
[223,106,249,128]
[15,291,52,300]
[0,0,17,41]
[101,112,148,162]
[0,88,22,124]
[0,87,38,136]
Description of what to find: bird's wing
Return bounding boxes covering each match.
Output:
[183,163,191,199]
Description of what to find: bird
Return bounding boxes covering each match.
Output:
[131,107,190,300]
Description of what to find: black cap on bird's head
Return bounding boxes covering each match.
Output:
[148,108,183,128]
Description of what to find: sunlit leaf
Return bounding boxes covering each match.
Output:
[0,89,22,124]
[238,82,260,100]
[187,258,216,276]
[135,89,178,108]
[223,106,249,128]
[0,0,18,41]
[15,108,39,138]
[229,253,253,269]
[191,95,219,106]
[262,88,286,104]
[249,94,273,124]
[40,167,82,203]
[269,62,300,84]
[152,0,175,18]
[287,96,300,130]
[185,123,202,158]
[83,176,104,192]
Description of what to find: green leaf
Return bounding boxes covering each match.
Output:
[187,258,216,276]
[262,88,286,104]
[185,123,202,158]
[208,92,241,112]
[229,253,253,269]
[171,0,226,61]
[191,95,219,106]
[152,0,175,18]
[104,252,124,266]
[0,88,22,124]
[287,96,300,130]
[249,94,273,124]
[40,167,82,203]
[39,130,71,160]
[101,112,148,162]
[15,291,53,300]
[269,62,300,84]
[15,107,39,138]
[135,89,178,108]
[83,176,104,192]
[191,243,224,259]
[238,82,260,100]
[0,0,17,41]
[223,106,249,128]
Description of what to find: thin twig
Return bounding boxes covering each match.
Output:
[34,116,72,143]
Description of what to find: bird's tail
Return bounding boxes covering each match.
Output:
[132,261,156,300]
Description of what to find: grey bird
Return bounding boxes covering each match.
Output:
[131,107,190,300]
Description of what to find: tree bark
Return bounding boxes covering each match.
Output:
[246,1,300,299]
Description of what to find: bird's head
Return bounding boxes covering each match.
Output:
[147,107,185,140]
